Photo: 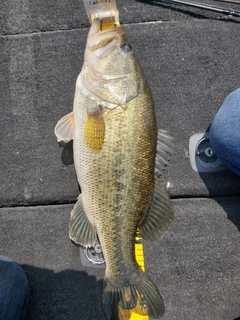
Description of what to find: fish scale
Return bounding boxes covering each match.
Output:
[76,102,153,277]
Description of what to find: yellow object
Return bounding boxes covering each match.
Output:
[135,232,145,272]
[101,17,120,30]
[83,0,119,26]
[130,311,149,320]
[130,233,149,320]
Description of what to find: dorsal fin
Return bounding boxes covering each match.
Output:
[155,129,174,178]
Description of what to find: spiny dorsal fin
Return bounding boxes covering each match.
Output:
[54,112,75,143]
[155,129,174,178]
[69,195,97,247]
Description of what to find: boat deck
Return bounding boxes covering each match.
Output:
[1,1,240,319]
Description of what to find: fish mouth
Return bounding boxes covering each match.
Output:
[87,19,125,56]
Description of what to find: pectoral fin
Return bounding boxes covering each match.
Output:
[54,112,75,143]
[139,179,174,241]
[69,195,97,247]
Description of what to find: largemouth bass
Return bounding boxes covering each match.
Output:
[55,19,174,320]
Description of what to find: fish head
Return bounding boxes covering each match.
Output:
[81,19,144,108]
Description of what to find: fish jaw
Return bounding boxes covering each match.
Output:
[86,18,125,53]
[80,19,143,109]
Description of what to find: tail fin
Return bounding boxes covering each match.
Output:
[102,268,165,320]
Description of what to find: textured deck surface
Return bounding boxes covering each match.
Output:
[1,0,240,319]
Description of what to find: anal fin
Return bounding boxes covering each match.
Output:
[69,195,97,247]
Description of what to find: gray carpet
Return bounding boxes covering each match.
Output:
[1,0,240,319]
[1,198,240,319]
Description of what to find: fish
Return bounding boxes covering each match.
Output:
[54,18,174,320]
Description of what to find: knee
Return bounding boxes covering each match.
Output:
[210,88,240,148]
[209,120,230,160]
[0,256,28,288]
[209,89,240,173]
[0,256,30,320]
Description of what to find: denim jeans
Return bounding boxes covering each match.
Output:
[209,88,240,176]
[0,256,30,320]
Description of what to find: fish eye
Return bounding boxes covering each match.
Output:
[121,43,132,52]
